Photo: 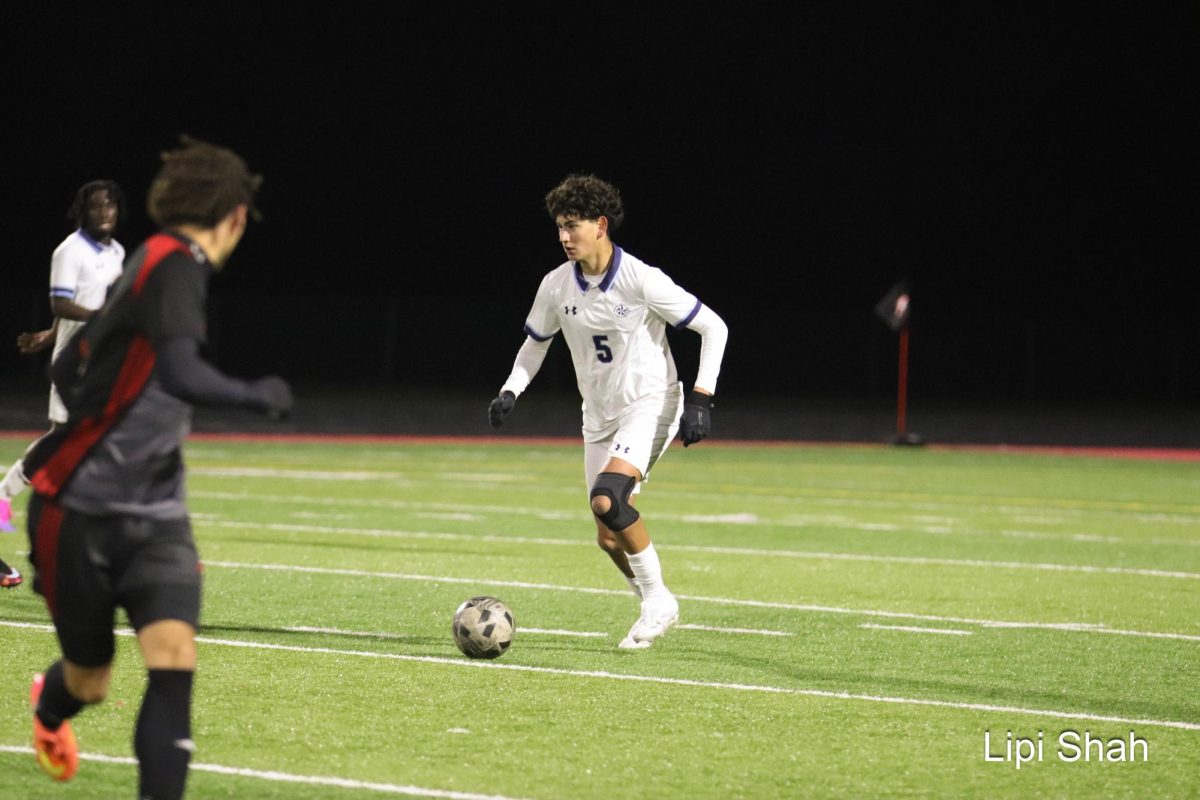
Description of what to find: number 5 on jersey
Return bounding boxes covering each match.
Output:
[593,335,613,363]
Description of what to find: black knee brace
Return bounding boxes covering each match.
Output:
[590,472,640,532]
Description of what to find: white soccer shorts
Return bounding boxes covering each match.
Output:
[583,387,682,496]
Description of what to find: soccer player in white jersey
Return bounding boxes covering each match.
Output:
[0,182,125,562]
[489,174,728,649]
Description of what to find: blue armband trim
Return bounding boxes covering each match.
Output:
[523,323,554,342]
[674,300,702,329]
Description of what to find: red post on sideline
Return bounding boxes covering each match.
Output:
[897,326,909,438]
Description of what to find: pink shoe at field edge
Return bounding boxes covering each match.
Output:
[0,498,15,533]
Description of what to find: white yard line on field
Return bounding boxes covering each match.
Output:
[285,626,409,639]
[290,623,768,638]
[671,545,1200,580]
[206,520,588,549]
[417,512,486,522]
[2,621,1196,732]
[860,624,975,636]
[201,519,1200,581]
[0,745,535,799]
[522,628,608,638]
[191,466,413,481]
[191,491,579,519]
[197,559,1200,643]
[287,624,607,639]
[676,624,794,636]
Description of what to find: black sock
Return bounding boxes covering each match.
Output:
[0,557,11,573]
[36,660,85,730]
[135,669,194,800]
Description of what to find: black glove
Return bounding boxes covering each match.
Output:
[488,390,517,429]
[680,390,713,447]
[248,376,293,419]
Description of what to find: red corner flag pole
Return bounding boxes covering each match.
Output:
[897,325,909,440]
[892,324,921,445]
[874,282,922,447]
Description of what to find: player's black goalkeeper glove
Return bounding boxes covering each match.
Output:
[680,390,713,447]
[488,390,517,429]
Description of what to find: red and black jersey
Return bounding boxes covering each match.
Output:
[25,232,211,509]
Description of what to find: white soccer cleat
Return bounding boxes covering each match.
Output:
[618,594,679,649]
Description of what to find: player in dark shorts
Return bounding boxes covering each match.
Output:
[22,137,292,799]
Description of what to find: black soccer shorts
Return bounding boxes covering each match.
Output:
[26,494,203,667]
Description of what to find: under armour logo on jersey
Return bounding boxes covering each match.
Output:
[564,305,578,315]
[614,304,630,318]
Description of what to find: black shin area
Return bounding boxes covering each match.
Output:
[36,660,86,729]
[135,669,195,800]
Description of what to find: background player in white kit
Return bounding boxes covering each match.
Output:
[489,174,728,649]
[0,181,125,557]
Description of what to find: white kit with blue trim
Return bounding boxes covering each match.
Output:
[47,229,125,421]
[505,246,722,432]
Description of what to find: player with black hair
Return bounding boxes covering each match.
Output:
[1,180,127,573]
[68,179,127,231]
[23,137,290,799]
[490,173,728,650]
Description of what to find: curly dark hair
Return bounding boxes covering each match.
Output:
[68,179,125,230]
[544,174,624,232]
[147,135,263,229]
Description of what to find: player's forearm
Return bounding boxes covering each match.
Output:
[500,335,552,396]
[156,337,279,411]
[686,305,728,394]
[50,297,96,322]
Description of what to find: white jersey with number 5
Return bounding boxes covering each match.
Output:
[521,247,701,431]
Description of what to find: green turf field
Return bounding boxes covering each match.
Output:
[1,436,1197,798]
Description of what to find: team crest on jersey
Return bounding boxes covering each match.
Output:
[614,304,631,318]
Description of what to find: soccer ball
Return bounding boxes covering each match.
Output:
[452,596,515,659]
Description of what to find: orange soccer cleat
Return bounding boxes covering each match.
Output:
[31,673,79,781]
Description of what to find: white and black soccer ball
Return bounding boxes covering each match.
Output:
[452,596,515,659]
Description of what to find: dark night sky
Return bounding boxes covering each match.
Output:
[3,4,1196,402]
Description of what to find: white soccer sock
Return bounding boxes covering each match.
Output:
[625,575,643,599]
[627,543,669,603]
[1,459,29,502]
